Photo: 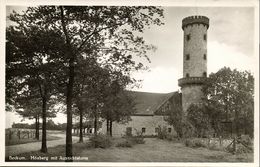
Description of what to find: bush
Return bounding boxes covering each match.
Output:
[157,127,167,139]
[184,138,207,148]
[130,136,145,144]
[182,121,196,138]
[166,134,175,141]
[208,141,219,150]
[89,134,112,148]
[116,140,133,147]
[117,135,145,147]
[238,135,253,147]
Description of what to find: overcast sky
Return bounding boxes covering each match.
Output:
[5,5,257,127]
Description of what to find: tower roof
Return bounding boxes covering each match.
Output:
[182,15,209,30]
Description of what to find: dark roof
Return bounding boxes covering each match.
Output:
[128,91,178,115]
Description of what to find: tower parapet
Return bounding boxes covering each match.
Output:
[182,15,209,30]
[178,77,207,87]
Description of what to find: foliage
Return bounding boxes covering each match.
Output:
[117,135,145,148]
[12,123,35,129]
[157,126,167,139]
[184,138,207,148]
[203,67,254,137]
[116,139,133,148]
[166,134,177,141]
[187,104,212,137]
[129,136,145,144]
[181,121,196,138]
[164,93,183,138]
[237,135,253,147]
[89,134,112,148]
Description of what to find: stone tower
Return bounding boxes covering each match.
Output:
[178,15,209,114]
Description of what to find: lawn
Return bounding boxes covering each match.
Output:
[6,138,253,162]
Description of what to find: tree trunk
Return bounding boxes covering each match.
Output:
[106,118,110,136]
[41,96,47,153]
[79,108,83,143]
[109,120,112,137]
[94,108,98,136]
[60,6,75,161]
[234,109,239,137]
[65,60,74,160]
[35,115,40,140]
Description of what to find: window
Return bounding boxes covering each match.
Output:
[186,54,190,60]
[142,128,146,133]
[186,73,190,78]
[203,54,207,60]
[168,128,172,133]
[203,72,207,77]
[204,34,207,41]
[186,34,191,41]
[155,128,159,133]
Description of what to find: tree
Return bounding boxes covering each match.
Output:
[203,67,254,137]
[103,87,136,136]
[16,98,42,140]
[6,21,63,153]
[186,104,211,137]
[7,6,164,159]
[164,93,183,138]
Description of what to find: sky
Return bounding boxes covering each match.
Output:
[5,5,257,128]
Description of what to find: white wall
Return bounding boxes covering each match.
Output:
[100,115,177,137]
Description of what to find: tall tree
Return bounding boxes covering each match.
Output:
[203,67,254,137]
[6,21,63,153]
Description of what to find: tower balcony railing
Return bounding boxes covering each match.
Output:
[178,77,207,87]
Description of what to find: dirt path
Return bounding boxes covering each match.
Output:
[6,133,88,156]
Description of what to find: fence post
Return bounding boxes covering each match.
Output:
[232,137,236,154]
[17,130,21,139]
[219,136,222,147]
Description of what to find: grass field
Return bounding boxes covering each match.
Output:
[6,138,253,162]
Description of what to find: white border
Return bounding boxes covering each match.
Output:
[1,0,259,166]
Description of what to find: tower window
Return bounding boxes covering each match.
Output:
[203,54,207,60]
[168,128,172,133]
[142,128,146,133]
[204,34,207,41]
[203,72,207,77]
[186,34,190,41]
[186,54,190,60]
[186,73,190,78]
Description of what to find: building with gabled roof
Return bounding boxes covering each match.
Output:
[100,91,181,137]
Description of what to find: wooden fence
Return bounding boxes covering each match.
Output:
[5,128,40,140]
